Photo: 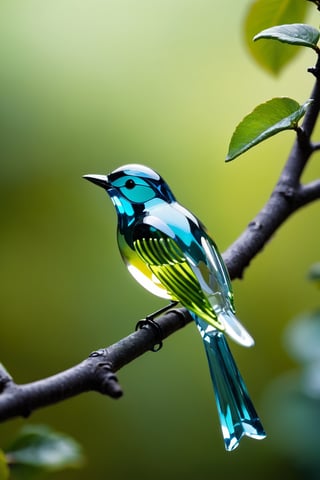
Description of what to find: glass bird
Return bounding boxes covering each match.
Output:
[84,164,266,451]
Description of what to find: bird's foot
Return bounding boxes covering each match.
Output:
[135,301,179,352]
[135,318,163,352]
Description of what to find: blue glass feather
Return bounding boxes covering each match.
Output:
[84,164,266,450]
[195,316,266,450]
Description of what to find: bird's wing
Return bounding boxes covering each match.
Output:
[164,203,234,304]
[137,205,254,346]
[198,233,235,309]
[132,222,225,330]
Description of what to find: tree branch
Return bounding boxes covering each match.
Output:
[1,54,320,426]
[223,177,320,279]
[0,309,193,422]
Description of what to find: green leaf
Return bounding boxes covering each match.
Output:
[0,450,9,480]
[244,0,309,75]
[5,425,84,472]
[226,97,312,161]
[254,24,320,50]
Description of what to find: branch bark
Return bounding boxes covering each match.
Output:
[1,58,320,424]
[0,309,193,422]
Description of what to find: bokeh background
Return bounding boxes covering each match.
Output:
[1,1,320,479]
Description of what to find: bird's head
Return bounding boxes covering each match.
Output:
[83,164,176,213]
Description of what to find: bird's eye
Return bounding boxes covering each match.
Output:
[125,179,135,189]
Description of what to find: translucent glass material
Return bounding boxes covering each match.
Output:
[195,316,266,450]
[84,164,266,450]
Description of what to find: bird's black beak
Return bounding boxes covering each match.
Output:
[83,174,110,189]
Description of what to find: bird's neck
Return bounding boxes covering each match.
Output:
[109,195,144,230]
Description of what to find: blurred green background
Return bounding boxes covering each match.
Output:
[1,1,320,479]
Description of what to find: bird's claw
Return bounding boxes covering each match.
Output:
[135,318,163,352]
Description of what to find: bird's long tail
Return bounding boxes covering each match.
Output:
[195,316,266,451]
